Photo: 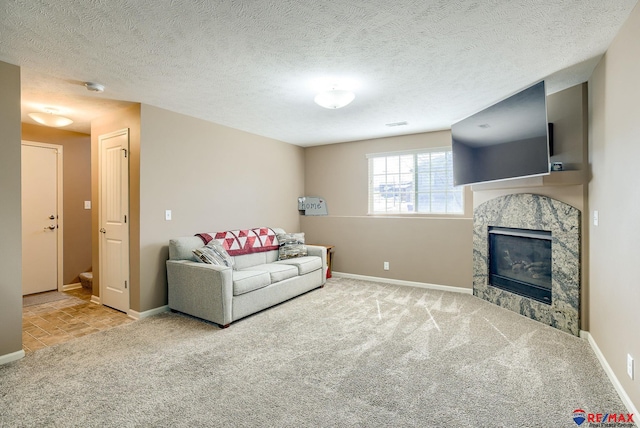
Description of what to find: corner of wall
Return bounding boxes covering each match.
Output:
[0,60,24,358]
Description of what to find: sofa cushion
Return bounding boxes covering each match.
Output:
[274,256,322,275]
[242,263,298,284]
[193,247,224,265]
[169,236,205,261]
[208,241,235,268]
[232,270,271,296]
[277,232,307,260]
[233,251,268,270]
[193,241,234,268]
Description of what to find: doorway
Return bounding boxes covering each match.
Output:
[21,141,63,296]
[98,129,130,313]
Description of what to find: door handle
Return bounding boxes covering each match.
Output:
[44,225,56,230]
[100,228,106,234]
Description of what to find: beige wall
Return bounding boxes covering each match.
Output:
[302,131,474,289]
[302,85,590,301]
[137,104,305,311]
[0,61,23,358]
[588,3,640,410]
[91,104,304,313]
[22,123,92,284]
[91,104,142,308]
[472,83,590,328]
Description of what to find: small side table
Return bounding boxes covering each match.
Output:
[313,245,334,278]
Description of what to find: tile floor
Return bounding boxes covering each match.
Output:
[22,287,133,353]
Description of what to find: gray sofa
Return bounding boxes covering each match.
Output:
[166,228,326,327]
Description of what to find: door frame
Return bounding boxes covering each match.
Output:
[98,128,130,313]
[21,140,64,292]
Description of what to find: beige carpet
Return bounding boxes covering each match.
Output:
[0,277,627,427]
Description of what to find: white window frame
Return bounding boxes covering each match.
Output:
[367,147,464,215]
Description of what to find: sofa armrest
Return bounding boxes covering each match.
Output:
[306,245,328,285]
[166,260,233,326]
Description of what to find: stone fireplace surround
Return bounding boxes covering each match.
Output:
[473,193,581,336]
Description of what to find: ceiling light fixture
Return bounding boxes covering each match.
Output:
[28,108,73,127]
[84,82,105,92]
[314,87,355,109]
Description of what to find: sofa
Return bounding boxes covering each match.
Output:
[166,227,326,327]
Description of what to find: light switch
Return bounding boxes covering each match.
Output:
[165,210,172,221]
[593,210,599,226]
[84,201,91,210]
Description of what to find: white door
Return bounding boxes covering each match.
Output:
[99,129,130,313]
[21,143,62,295]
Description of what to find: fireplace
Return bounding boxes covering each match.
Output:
[473,193,581,336]
[488,227,552,305]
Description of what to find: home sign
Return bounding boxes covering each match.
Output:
[298,197,328,216]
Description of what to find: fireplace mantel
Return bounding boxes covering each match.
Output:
[471,170,586,192]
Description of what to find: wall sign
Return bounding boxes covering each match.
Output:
[298,197,328,216]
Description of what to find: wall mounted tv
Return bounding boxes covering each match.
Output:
[451,81,551,187]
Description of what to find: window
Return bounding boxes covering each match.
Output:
[368,148,464,214]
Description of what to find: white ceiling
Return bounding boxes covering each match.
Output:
[1,0,637,147]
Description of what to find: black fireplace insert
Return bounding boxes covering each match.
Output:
[488,226,552,304]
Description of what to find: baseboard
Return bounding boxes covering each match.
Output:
[89,298,169,320]
[128,305,169,320]
[62,282,82,291]
[332,272,473,295]
[583,331,639,420]
[0,349,25,366]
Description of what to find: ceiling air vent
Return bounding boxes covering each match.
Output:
[385,121,408,127]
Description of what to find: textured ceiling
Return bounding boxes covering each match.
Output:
[1,0,637,146]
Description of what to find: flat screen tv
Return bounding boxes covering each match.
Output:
[451,81,550,187]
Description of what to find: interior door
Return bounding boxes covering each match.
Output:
[99,129,130,313]
[22,143,59,295]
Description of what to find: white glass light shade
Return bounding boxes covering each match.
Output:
[314,89,355,109]
[28,112,73,127]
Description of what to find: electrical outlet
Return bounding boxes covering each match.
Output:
[165,210,172,221]
[383,261,390,271]
[628,354,634,380]
[593,210,599,226]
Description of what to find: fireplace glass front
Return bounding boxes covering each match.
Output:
[488,227,552,304]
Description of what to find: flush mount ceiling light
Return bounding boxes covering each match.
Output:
[311,77,359,109]
[28,108,73,127]
[314,87,356,109]
[84,82,105,92]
